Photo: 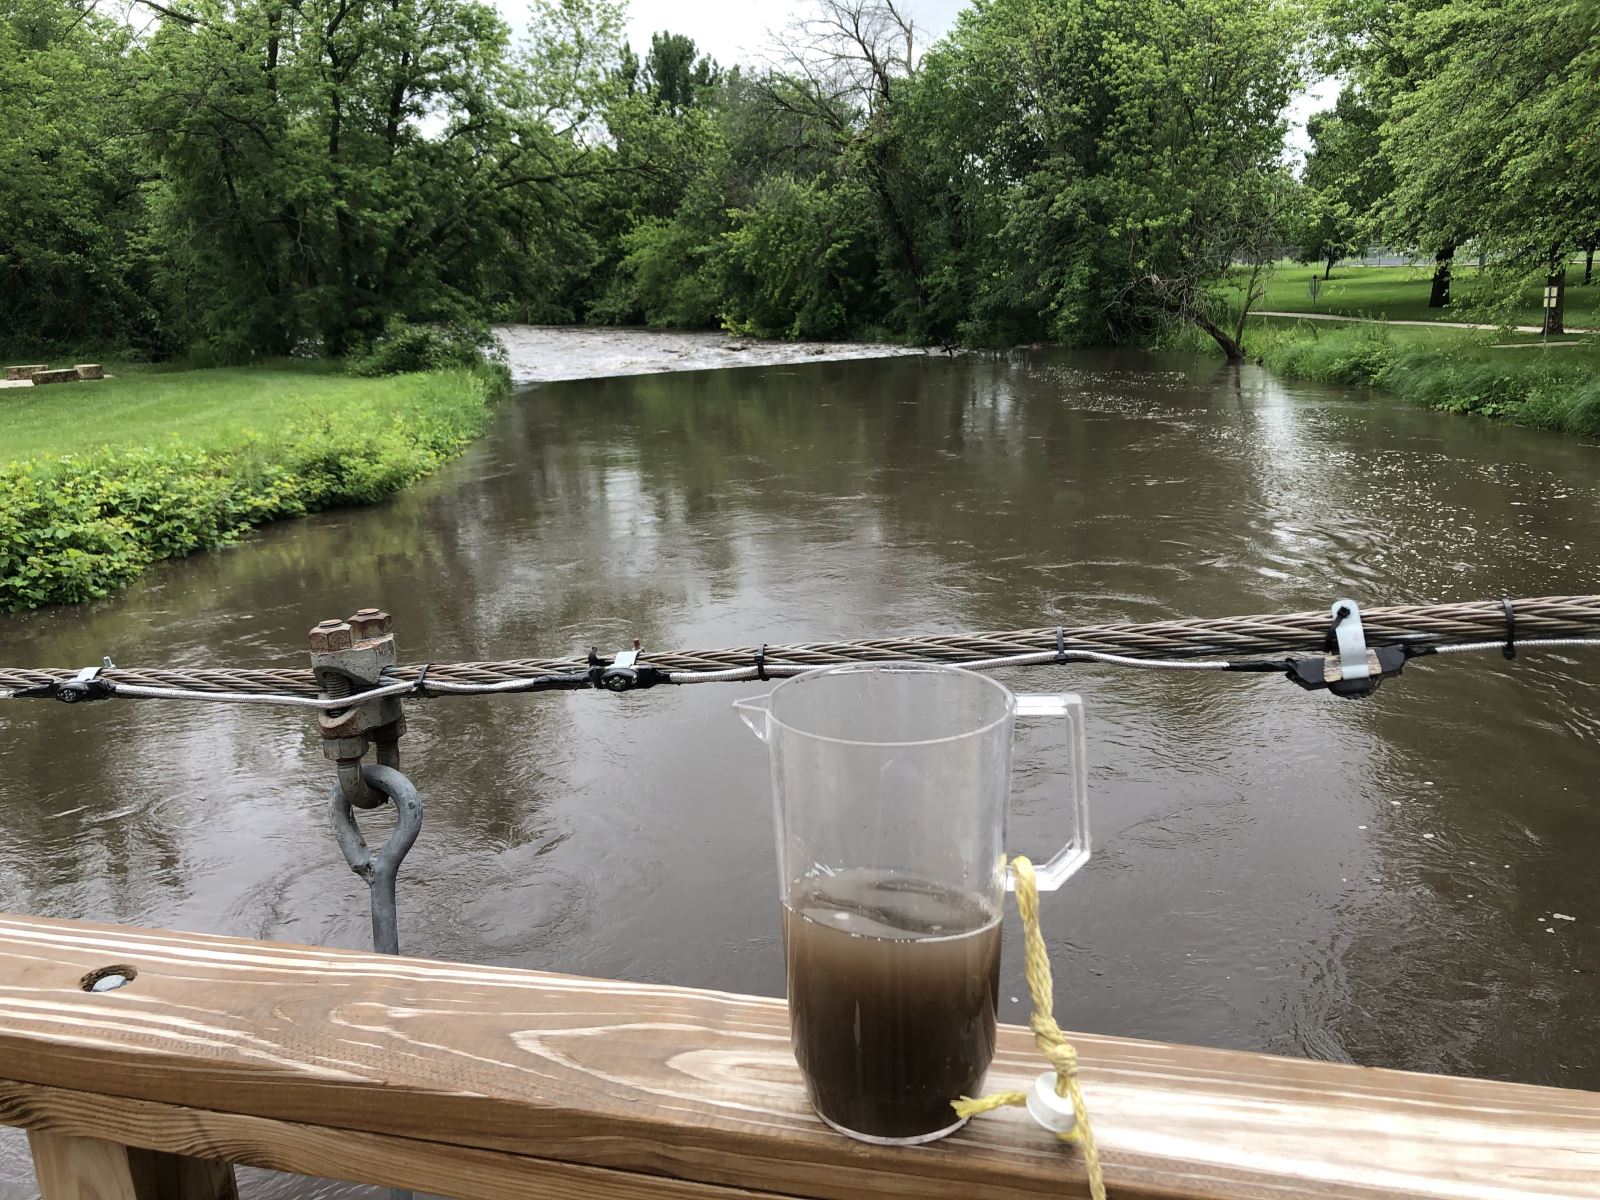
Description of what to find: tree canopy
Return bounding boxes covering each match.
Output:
[4,0,1593,358]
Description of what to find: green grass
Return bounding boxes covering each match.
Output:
[1170,316,1600,437]
[0,362,434,462]
[0,360,507,610]
[1224,263,1600,329]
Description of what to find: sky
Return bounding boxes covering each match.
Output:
[619,0,970,65]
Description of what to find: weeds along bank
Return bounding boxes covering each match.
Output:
[0,353,508,612]
[1174,320,1600,438]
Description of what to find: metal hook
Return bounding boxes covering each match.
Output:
[330,764,423,956]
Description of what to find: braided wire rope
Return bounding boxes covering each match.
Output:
[1,595,1595,700]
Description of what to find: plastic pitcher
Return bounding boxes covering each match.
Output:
[735,663,1089,1144]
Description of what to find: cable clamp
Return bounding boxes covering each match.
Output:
[1502,597,1517,660]
[1055,627,1067,664]
[755,643,769,681]
[17,660,118,703]
[1286,599,1405,698]
[599,640,671,692]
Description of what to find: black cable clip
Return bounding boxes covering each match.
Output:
[755,644,769,681]
[1501,597,1517,660]
[19,659,118,704]
[411,663,434,698]
[598,641,671,692]
[1288,599,1406,698]
[1055,627,1067,664]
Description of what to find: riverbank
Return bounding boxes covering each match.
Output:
[1165,316,1600,438]
[1,362,505,611]
[0,329,933,612]
[1249,322,1600,437]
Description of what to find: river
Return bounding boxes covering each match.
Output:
[2,345,1597,1194]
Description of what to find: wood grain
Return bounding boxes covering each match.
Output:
[1,912,1597,1200]
[4,1081,781,1200]
[28,1130,237,1200]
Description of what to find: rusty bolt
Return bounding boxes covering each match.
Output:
[349,608,392,639]
[309,620,354,652]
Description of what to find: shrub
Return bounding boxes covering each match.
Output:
[346,321,509,384]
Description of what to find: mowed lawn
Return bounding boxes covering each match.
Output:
[1227,263,1600,328]
[1,363,448,462]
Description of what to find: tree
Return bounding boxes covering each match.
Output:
[132,0,624,356]
[906,0,1306,358]
[1363,0,1600,330]
[1298,87,1390,278]
[0,1,155,351]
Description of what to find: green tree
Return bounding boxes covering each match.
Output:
[907,0,1306,358]
[1299,88,1390,278]
[1378,0,1600,333]
[0,2,155,352]
[136,0,620,357]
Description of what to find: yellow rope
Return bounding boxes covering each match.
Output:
[952,855,1106,1200]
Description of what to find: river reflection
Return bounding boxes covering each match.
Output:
[2,348,1597,1196]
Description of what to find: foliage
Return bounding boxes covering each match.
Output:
[346,321,509,381]
[0,365,503,610]
[1377,0,1600,269]
[0,2,159,354]
[899,0,1307,357]
[1219,262,1600,328]
[721,174,882,339]
[1298,88,1389,274]
[1238,322,1600,437]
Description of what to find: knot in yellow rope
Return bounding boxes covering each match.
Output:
[951,856,1105,1200]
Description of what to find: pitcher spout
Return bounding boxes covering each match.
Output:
[733,694,772,742]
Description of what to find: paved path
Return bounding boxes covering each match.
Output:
[1255,310,1597,335]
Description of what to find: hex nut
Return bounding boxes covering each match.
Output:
[309,620,354,652]
[349,608,392,638]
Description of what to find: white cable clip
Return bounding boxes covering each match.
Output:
[1025,1070,1078,1136]
[1331,598,1370,682]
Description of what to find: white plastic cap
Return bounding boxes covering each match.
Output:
[1026,1070,1078,1135]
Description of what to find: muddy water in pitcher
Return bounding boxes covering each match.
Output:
[784,870,1002,1141]
[4,344,1600,1197]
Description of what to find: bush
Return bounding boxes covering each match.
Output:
[346,321,509,384]
[0,366,501,611]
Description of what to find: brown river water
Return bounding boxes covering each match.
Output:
[2,347,1598,1194]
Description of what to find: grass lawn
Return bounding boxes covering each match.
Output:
[0,361,452,462]
[1226,263,1600,329]
[1,360,504,610]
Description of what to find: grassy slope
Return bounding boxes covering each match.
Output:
[1202,318,1600,436]
[1227,263,1600,328]
[1,363,454,462]
[1,361,505,610]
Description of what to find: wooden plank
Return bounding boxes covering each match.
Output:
[1,913,1598,1200]
[28,1129,237,1200]
[3,1080,782,1200]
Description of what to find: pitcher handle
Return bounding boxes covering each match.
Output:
[1008,694,1090,892]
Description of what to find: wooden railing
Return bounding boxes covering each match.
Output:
[1,912,1597,1200]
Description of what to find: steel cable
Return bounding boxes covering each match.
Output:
[2,595,1596,705]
